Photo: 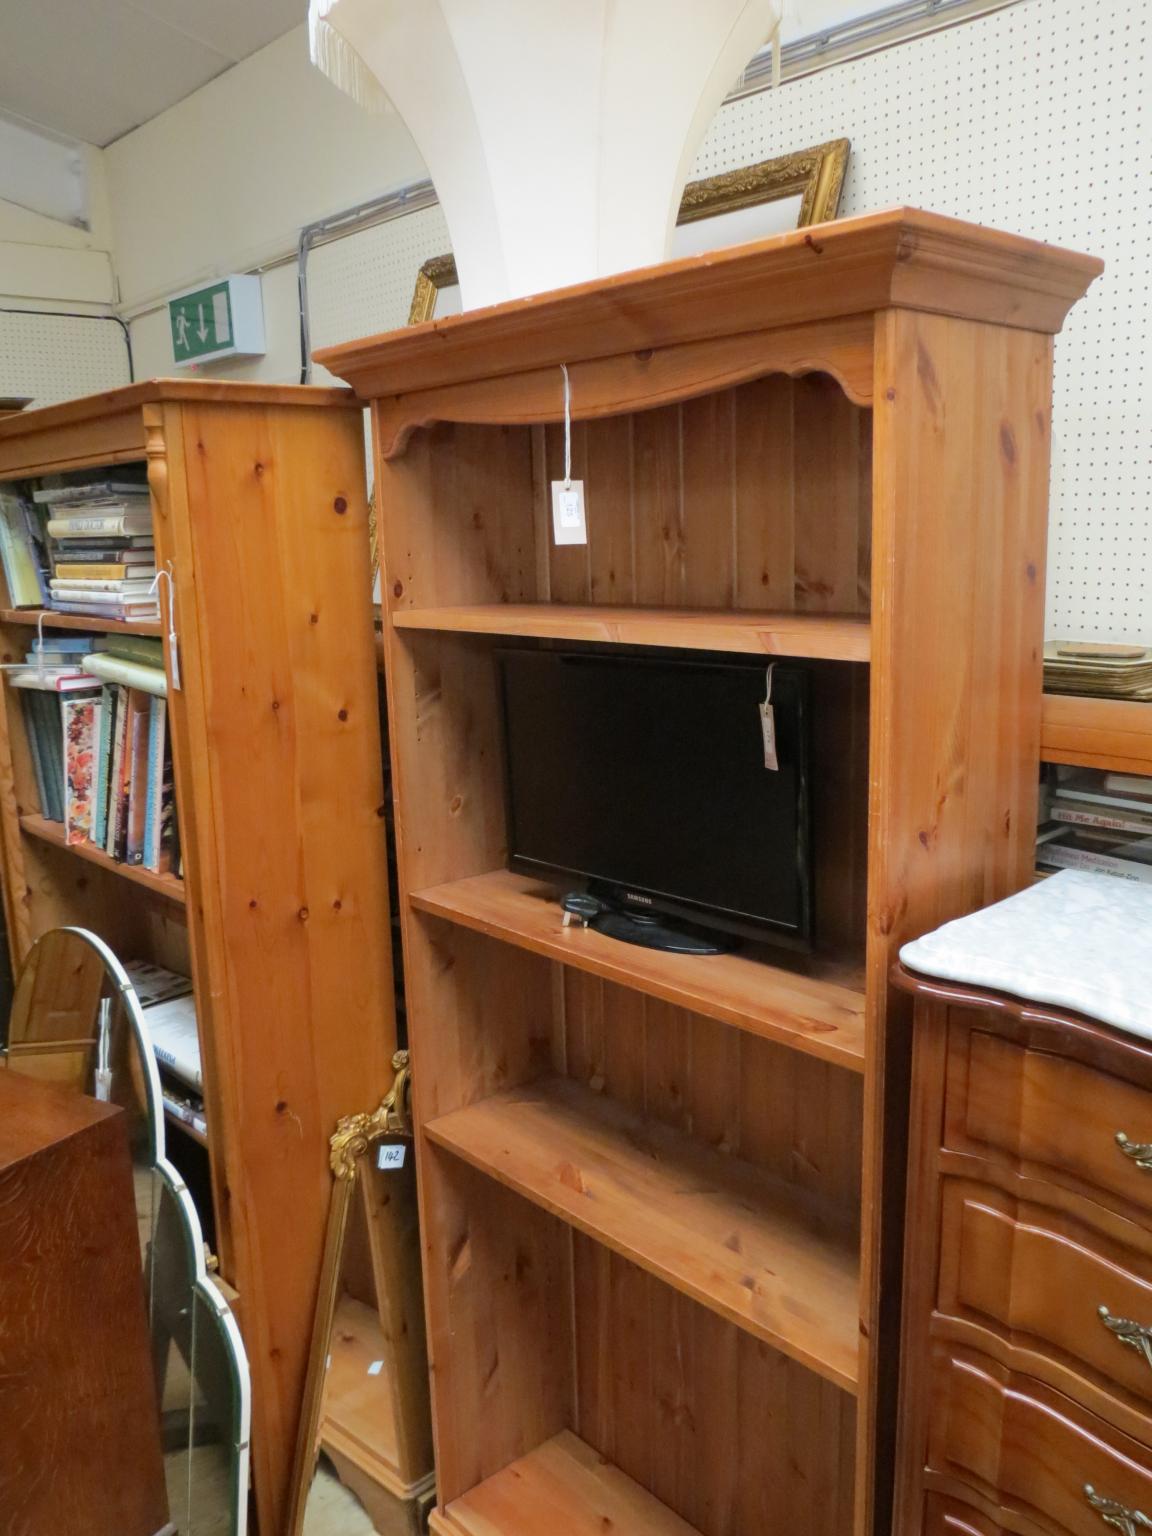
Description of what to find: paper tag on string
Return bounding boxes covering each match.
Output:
[760,665,779,772]
[377,1143,407,1171]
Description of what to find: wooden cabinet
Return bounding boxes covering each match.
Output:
[0,1069,169,1536]
[895,969,1152,1536]
[0,382,397,1535]
[317,209,1101,1536]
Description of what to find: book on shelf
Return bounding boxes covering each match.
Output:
[123,690,152,864]
[63,693,101,846]
[1053,776,1152,817]
[1037,823,1152,885]
[162,1089,207,1140]
[51,599,160,622]
[92,683,117,849]
[98,633,164,668]
[0,490,48,608]
[50,579,156,597]
[144,697,173,873]
[46,510,153,539]
[124,959,193,1008]
[55,563,157,582]
[8,667,99,692]
[81,651,166,697]
[33,482,148,506]
[1049,798,1152,836]
[144,992,201,1092]
[105,684,132,856]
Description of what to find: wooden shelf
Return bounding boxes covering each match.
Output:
[392,604,871,663]
[0,607,163,637]
[163,1102,207,1148]
[1041,692,1152,775]
[410,870,866,1073]
[426,1074,859,1390]
[19,813,185,904]
[431,1431,702,1536]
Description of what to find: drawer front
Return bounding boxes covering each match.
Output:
[928,1345,1152,1536]
[924,1493,1007,1536]
[939,1180,1152,1416]
[948,1028,1152,1220]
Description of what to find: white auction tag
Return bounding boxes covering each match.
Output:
[551,478,587,545]
[377,1143,407,1170]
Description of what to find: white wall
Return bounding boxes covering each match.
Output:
[105,23,427,380]
[0,145,115,309]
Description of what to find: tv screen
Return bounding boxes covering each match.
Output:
[496,648,811,943]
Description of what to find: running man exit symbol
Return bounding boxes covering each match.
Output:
[167,275,264,366]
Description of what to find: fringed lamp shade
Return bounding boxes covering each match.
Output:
[309,0,784,309]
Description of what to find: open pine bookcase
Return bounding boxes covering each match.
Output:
[321,209,1101,1536]
[0,381,397,1536]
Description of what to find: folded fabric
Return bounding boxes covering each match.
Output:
[899,869,1152,1041]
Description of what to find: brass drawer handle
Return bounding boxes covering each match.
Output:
[1085,1484,1152,1534]
[1099,1306,1152,1372]
[1116,1133,1152,1171]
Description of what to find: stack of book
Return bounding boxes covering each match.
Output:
[33,481,158,624]
[1037,769,1152,884]
[124,960,204,1139]
[1043,641,1152,700]
[11,632,179,875]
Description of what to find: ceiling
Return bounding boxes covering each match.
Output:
[0,0,872,152]
[0,0,305,147]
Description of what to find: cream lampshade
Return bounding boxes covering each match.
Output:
[309,0,784,309]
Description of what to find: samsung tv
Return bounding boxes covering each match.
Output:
[496,647,811,952]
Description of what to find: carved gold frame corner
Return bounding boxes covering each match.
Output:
[677,137,850,231]
[408,254,461,326]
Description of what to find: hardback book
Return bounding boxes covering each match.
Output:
[144,993,201,1091]
[49,582,157,601]
[20,692,53,821]
[46,509,153,539]
[63,693,101,846]
[51,600,160,622]
[105,685,133,857]
[124,689,152,864]
[98,633,165,668]
[55,563,158,582]
[28,633,95,656]
[82,653,166,697]
[1049,798,1152,836]
[8,668,99,693]
[144,696,171,873]
[33,482,148,506]
[92,683,118,849]
[49,539,155,559]
[1037,826,1152,885]
[123,959,193,1008]
[0,491,48,607]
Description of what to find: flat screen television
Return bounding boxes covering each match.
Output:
[496,648,811,947]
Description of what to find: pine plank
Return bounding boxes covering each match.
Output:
[431,1431,702,1536]
[392,603,870,662]
[410,870,866,1072]
[19,812,185,904]
[1040,692,1152,774]
[1,607,163,637]
[425,1075,860,1390]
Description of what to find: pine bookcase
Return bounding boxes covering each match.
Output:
[0,381,397,1536]
[320,209,1101,1536]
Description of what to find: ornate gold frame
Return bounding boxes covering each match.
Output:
[405,138,849,325]
[285,1051,413,1536]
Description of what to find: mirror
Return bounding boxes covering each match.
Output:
[287,1051,434,1536]
[1,926,251,1536]
[407,138,850,321]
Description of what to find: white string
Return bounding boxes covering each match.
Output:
[35,610,46,682]
[561,363,572,489]
[149,562,182,692]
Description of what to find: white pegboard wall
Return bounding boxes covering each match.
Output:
[308,202,452,357]
[695,0,1148,642]
[304,0,1146,640]
[0,309,131,407]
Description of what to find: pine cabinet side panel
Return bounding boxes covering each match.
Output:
[858,311,1053,1536]
[155,399,396,1536]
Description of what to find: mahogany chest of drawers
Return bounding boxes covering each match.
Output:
[894,967,1152,1536]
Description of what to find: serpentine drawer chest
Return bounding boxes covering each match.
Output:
[893,967,1152,1536]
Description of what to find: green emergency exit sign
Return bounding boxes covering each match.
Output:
[168,275,265,366]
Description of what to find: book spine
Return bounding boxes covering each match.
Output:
[144,696,166,871]
[106,687,130,856]
[21,693,51,817]
[1038,843,1152,884]
[1049,804,1152,836]
[55,564,154,581]
[125,690,151,864]
[50,578,156,594]
[47,514,145,536]
[63,695,99,845]
[92,684,117,849]
[42,695,66,824]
